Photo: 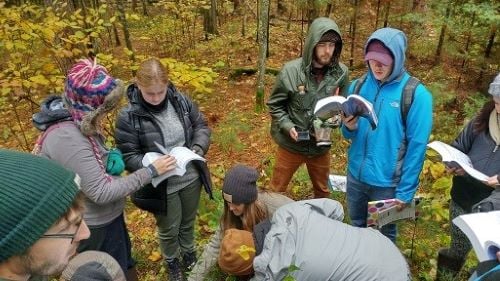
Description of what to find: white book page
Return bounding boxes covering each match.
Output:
[453,211,500,262]
[427,141,489,181]
[314,95,346,114]
[328,174,347,192]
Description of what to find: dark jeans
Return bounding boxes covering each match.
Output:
[77,213,135,273]
[346,173,397,242]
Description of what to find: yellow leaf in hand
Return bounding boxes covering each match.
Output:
[148,251,162,262]
[236,245,255,260]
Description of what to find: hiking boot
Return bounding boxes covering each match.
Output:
[166,258,184,281]
[436,248,465,280]
[182,251,197,272]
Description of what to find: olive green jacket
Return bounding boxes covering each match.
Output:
[267,17,349,156]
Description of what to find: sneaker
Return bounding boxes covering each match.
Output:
[166,258,184,281]
[182,251,197,272]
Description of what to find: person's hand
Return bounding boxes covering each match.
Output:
[342,114,358,131]
[191,145,204,156]
[395,199,408,211]
[484,175,499,187]
[289,127,298,142]
[151,155,177,175]
[496,250,500,262]
[445,165,466,176]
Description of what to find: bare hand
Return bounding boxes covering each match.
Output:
[445,166,466,176]
[342,114,359,131]
[484,175,499,187]
[395,199,408,211]
[289,127,298,142]
[152,155,177,175]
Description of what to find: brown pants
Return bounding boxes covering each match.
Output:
[270,147,330,198]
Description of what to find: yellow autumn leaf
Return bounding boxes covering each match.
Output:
[236,245,255,260]
[147,251,162,262]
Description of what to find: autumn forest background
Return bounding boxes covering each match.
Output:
[0,0,499,280]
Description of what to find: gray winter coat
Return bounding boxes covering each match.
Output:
[252,199,411,281]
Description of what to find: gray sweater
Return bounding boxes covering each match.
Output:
[41,124,151,226]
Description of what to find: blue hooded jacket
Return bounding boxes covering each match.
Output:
[342,28,433,203]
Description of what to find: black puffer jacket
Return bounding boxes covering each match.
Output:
[115,83,213,214]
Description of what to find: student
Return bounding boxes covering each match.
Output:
[115,58,212,281]
[437,74,500,279]
[342,27,433,242]
[218,199,411,281]
[0,149,91,280]
[37,58,176,280]
[267,17,349,198]
[187,165,293,281]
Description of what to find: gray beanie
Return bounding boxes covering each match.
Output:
[489,73,500,97]
[222,165,258,204]
[61,251,126,281]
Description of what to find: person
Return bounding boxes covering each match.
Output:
[267,17,349,198]
[218,199,411,281]
[341,27,433,242]
[436,74,500,280]
[61,251,126,281]
[114,58,213,281]
[187,165,293,281]
[36,58,176,280]
[0,149,91,280]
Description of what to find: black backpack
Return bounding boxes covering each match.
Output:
[352,74,421,126]
[472,187,500,212]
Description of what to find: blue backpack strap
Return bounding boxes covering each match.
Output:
[474,264,500,281]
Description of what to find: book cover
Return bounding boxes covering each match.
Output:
[367,197,420,229]
[452,211,500,262]
[427,141,489,181]
[314,95,378,129]
[141,142,205,187]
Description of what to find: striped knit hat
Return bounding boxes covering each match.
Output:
[0,149,80,263]
[64,58,124,136]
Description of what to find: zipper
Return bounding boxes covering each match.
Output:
[358,85,382,180]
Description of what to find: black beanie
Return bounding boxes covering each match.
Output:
[222,165,258,204]
[319,30,340,44]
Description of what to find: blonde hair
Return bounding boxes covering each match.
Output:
[221,192,269,232]
[135,58,169,88]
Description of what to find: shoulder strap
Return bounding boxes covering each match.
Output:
[353,73,367,96]
[32,121,74,155]
[401,76,421,126]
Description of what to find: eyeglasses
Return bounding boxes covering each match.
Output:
[40,220,83,243]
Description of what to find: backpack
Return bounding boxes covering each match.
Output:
[32,121,74,155]
[352,74,421,126]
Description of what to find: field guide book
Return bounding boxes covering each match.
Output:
[427,141,489,181]
[314,94,378,129]
[142,142,205,187]
[367,197,420,229]
[452,211,500,262]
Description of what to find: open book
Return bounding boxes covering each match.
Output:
[453,211,500,262]
[367,197,420,229]
[427,141,490,181]
[314,95,378,129]
[141,142,205,187]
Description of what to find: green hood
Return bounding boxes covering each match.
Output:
[302,17,343,71]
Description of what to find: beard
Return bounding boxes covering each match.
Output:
[313,54,332,67]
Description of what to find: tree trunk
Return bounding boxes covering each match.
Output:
[375,0,381,29]
[141,0,148,16]
[349,0,359,68]
[383,0,391,27]
[478,24,497,86]
[256,0,270,113]
[435,0,452,63]
[204,0,218,37]
[277,0,286,16]
[241,0,246,36]
[456,12,475,89]
[116,0,135,66]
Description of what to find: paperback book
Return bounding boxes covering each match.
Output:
[314,94,378,129]
[367,197,420,229]
[142,142,205,187]
[427,141,489,181]
[452,211,500,262]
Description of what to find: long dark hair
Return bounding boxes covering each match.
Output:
[473,99,495,134]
